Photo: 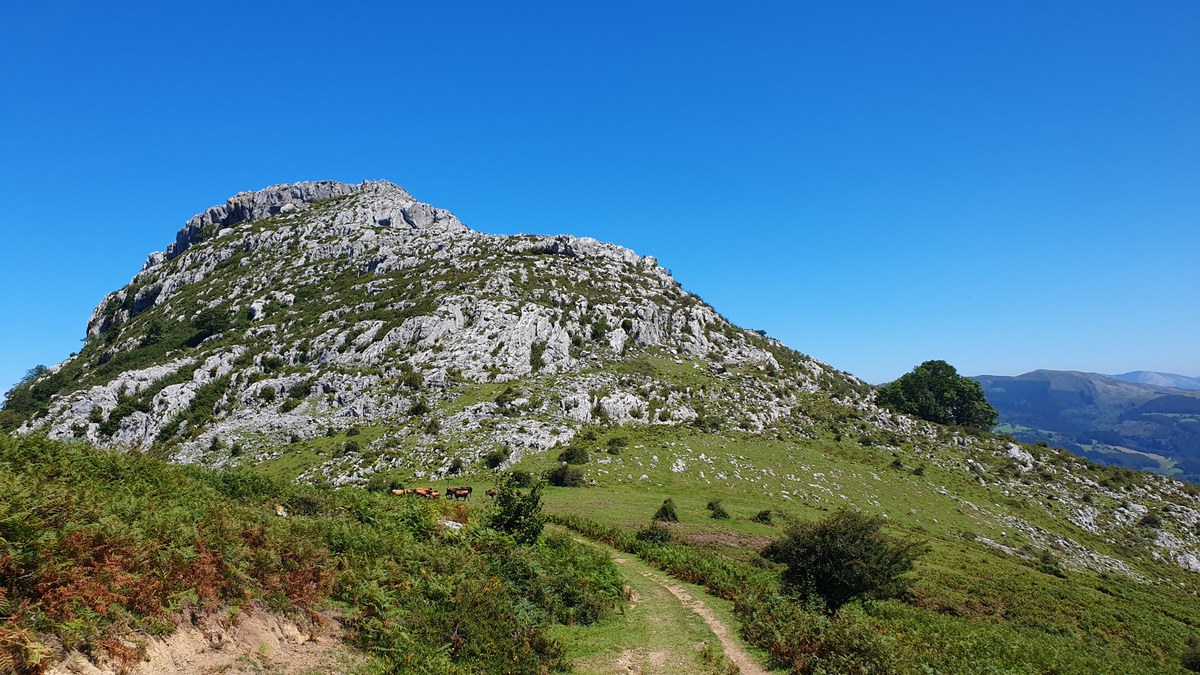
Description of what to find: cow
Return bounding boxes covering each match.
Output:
[411,487,440,499]
[446,486,473,501]
[486,488,498,499]
[391,488,414,496]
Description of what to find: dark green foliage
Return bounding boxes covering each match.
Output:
[506,469,534,488]
[653,498,679,522]
[494,386,520,416]
[365,473,391,493]
[1183,635,1200,672]
[287,378,313,400]
[1139,511,1163,529]
[606,436,628,452]
[706,499,730,520]
[753,509,774,524]
[408,398,430,416]
[529,341,547,372]
[620,318,633,334]
[590,318,609,341]
[258,387,277,403]
[557,445,590,465]
[876,360,998,430]
[635,522,673,544]
[448,457,464,474]
[762,508,928,614]
[191,307,231,341]
[547,464,586,487]
[346,426,361,437]
[488,474,546,545]
[344,439,361,454]
[484,447,512,469]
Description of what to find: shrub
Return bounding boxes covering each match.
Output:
[1183,635,1200,672]
[343,439,360,454]
[557,445,590,465]
[507,469,534,488]
[530,341,547,372]
[1139,511,1163,529]
[191,307,231,341]
[753,509,774,524]
[653,498,679,523]
[365,473,390,493]
[448,457,464,475]
[258,387,276,403]
[489,474,546,545]
[484,447,512,469]
[548,464,586,487]
[761,508,928,614]
[707,499,730,520]
[635,522,673,544]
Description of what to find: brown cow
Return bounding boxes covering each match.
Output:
[413,487,440,499]
[486,488,498,499]
[446,486,473,501]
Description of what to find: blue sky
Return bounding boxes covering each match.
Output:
[1,1,1197,393]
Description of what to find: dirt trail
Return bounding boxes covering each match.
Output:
[633,567,769,675]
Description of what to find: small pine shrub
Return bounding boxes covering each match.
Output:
[653,498,679,523]
[707,499,731,520]
[753,509,774,524]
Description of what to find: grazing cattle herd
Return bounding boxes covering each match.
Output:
[390,486,485,501]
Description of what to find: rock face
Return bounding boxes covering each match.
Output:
[29,180,866,466]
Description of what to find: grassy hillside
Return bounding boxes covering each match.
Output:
[0,432,625,674]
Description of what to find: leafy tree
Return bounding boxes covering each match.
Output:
[761,508,928,614]
[489,474,546,545]
[876,360,998,430]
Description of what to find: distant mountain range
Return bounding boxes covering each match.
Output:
[1107,371,1200,390]
[973,370,1200,481]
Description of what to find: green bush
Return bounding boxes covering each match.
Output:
[547,464,586,487]
[488,474,546,545]
[653,498,679,522]
[557,445,590,465]
[761,508,928,614]
[1183,635,1200,672]
[635,522,673,544]
[484,447,512,469]
[506,469,534,488]
[706,499,730,520]
[753,509,774,524]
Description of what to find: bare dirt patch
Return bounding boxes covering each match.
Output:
[48,608,362,675]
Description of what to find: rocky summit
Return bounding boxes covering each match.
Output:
[17,180,870,476]
[9,180,1200,585]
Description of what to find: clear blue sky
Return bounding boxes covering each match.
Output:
[1,1,1197,393]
